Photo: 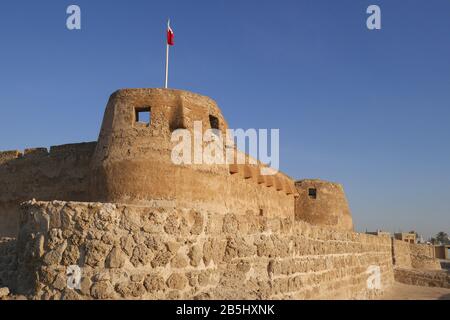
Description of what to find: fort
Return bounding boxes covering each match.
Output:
[0,88,448,300]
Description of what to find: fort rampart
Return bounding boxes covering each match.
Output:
[0,143,96,237]
[392,239,441,270]
[8,200,393,300]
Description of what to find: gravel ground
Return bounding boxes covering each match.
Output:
[379,282,450,300]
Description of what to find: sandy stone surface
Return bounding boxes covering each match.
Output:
[7,200,394,300]
[379,282,450,300]
[3,282,450,300]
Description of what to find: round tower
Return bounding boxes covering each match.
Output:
[89,89,228,207]
[89,88,297,217]
[295,179,353,231]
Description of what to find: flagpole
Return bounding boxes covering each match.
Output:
[165,43,169,89]
[165,19,170,89]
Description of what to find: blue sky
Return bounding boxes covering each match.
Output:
[0,0,449,238]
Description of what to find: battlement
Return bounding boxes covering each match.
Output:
[0,142,97,164]
[229,164,298,196]
[49,142,97,156]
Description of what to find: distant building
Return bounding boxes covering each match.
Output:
[435,245,450,260]
[366,230,391,237]
[394,232,416,244]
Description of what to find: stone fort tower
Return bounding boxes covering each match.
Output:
[295,179,353,231]
[89,88,296,218]
[0,88,353,237]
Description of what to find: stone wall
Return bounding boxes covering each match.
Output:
[409,243,441,270]
[392,240,412,269]
[0,238,17,289]
[394,268,450,289]
[392,240,440,271]
[15,200,394,300]
[0,143,96,237]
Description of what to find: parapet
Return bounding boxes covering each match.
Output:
[0,142,97,164]
[23,148,48,159]
[49,142,97,156]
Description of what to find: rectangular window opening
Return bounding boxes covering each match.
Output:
[308,188,317,199]
[209,115,219,130]
[135,107,151,125]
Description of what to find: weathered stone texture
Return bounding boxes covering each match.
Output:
[409,243,441,270]
[12,201,395,300]
[394,268,450,289]
[0,143,97,238]
[295,179,353,231]
[393,240,413,269]
[393,240,441,270]
[0,238,17,289]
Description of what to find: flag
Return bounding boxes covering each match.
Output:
[165,19,174,89]
[167,21,174,46]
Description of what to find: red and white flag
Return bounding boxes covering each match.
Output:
[165,19,174,88]
[167,20,174,46]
